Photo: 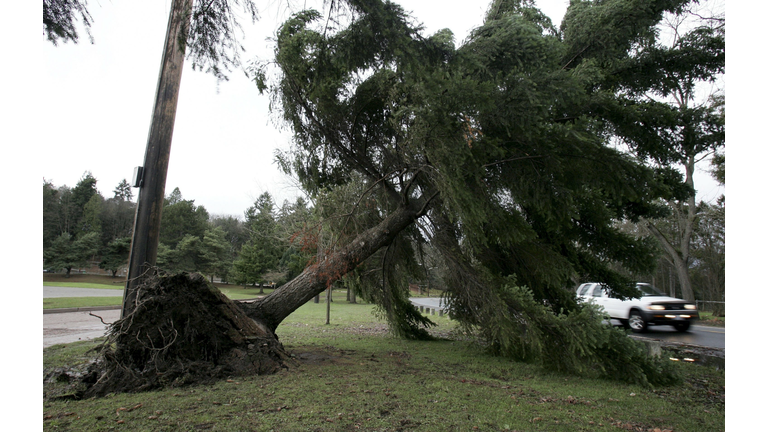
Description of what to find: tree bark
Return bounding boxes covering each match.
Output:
[646,222,694,301]
[645,153,698,302]
[240,199,430,332]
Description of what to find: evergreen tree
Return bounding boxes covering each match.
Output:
[242,192,284,277]
[238,0,718,383]
[99,237,132,277]
[200,227,231,282]
[159,188,210,249]
[43,180,61,249]
[44,231,100,277]
[232,242,275,287]
[113,179,133,202]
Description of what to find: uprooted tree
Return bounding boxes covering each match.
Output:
[64,0,726,397]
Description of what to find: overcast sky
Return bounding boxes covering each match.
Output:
[41,0,723,219]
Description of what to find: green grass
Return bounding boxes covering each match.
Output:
[43,302,725,431]
[697,311,725,327]
[218,287,275,299]
[43,286,353,308]
[44,297,123,309]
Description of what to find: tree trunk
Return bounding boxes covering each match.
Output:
[647,221,695,301]
[240,199,429,332]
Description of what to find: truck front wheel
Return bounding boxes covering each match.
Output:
[628,310,647,333]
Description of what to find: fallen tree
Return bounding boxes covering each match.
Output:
[77,198,432,398]
[65,0,723,396]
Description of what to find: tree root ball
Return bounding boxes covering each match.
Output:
[79,272,291,398]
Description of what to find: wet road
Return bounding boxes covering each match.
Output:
[44,286,124,298]
[626,322,725,349]
[43,286,123,348]
[43,309,121,348]
[410,298,724,349]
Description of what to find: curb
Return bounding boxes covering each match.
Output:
[43,305,122,314]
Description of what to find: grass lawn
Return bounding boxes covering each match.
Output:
[697,311,725,327]
[43,301,725,431]
[44,297,123,309]
[44,273,126,288]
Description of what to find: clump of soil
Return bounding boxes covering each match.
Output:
[73,272,291,398]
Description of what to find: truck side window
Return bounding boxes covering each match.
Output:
[592,286,604,297]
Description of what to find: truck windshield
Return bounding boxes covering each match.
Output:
[637,284,665,296]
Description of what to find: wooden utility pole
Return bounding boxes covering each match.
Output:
[122,0,193,317]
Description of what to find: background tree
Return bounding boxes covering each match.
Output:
[69,172,100,235]
[100,180,137,246]
[43,231,100,277]
[199,227,231,282]
[113,179,133,202]
[157,234,205,273]
[585,1,725,301]
[232,241,275,288]
[276,196,316,281]
[241,192,285,284]
[43,175,117,274]
[43,180,62,249]
[690,197,724,314]
[159,188,210,249]
[99,237,132,277]
[81,194,103,235]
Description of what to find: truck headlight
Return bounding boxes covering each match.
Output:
[684,304,697,310]
[648,305,665,311]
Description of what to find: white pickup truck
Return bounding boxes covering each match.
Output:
[576,282,698,333]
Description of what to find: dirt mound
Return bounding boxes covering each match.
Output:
[73,272,291,398]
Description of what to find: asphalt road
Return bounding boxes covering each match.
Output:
[408,298,724,350]
[44,286,124,298]
[43,286,123,348]
[625,322,725,349]
[43,309,121,348]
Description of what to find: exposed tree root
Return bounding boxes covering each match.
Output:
[73,272,293,399]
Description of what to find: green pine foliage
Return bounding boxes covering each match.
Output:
[99,237,131,277]
[467,280,680,386]
[253,0,721,384]
[44,231,100,277]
